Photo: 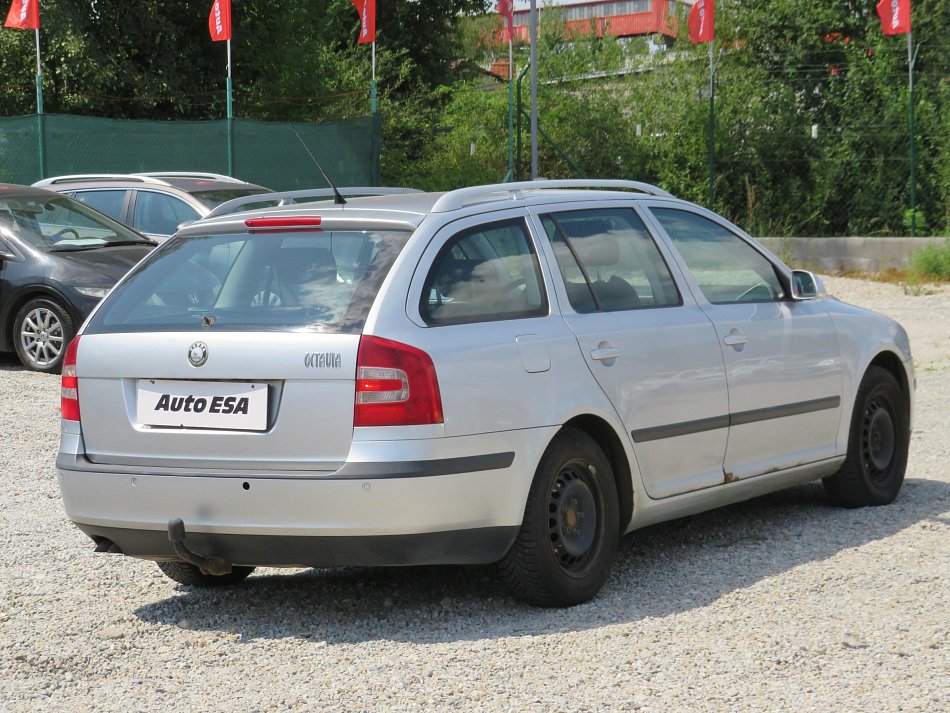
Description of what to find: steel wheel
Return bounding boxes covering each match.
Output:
[499,427,620,607]
[824,366,909,507]
[547,461,599,574]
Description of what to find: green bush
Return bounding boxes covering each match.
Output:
[908,240,950,282]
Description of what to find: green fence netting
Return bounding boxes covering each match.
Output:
[0,113,381,190]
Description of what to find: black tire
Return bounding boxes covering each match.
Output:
[156,561,255,587]
[13,298,74,373]
[499,427,620,607]
[823,366,909,508]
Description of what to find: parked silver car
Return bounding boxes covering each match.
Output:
[56,180,913,606]
[34,172,273,242]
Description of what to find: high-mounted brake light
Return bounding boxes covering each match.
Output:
[355,336,443,427]
[244,216,322,232]
[61,336,81,422]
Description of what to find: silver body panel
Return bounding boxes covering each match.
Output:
[58,183,914,566]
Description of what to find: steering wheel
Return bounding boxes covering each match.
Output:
[52,228,80,241]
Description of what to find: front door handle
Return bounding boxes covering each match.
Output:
[723,333,749,349]
[591,347,621,361]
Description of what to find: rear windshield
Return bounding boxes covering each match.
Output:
[84,229,410,335]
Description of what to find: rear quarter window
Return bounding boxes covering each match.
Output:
[85,229,409,335]
[420,218,547,326]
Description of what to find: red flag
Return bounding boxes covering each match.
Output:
[4,0,39,30]
[208,0,231,42]
[876,0,911,35]
[351,0,376,44]
[497,0,514,43]
[688,0,714,44]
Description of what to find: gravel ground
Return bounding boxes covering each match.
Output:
[1,275,948,712]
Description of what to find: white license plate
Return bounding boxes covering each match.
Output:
[136,380,268,431]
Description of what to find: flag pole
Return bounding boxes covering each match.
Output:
[371,40,377,114]
[34,26,45,178]
[706,40,715,209]
[906,32,918,237]
[529,0,538,180]
[506,35,514,181]
[226,37,234,176]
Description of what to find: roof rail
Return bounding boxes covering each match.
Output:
[204,186,423,219]
[430,179,673,213]
[32,174,173,187]
[133,171,247,184]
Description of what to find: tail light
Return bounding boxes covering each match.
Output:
[61,336,81,422]
[355,336,443,427]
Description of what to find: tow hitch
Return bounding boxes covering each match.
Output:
[167,518,233,576]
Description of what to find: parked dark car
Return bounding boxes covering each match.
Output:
[0,184,155,373]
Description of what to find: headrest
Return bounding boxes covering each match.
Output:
[570,232,620,268]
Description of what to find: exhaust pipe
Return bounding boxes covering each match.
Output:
[92,536,122,554]
[167,518,233,576]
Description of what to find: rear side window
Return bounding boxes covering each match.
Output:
[541,208,680,313]
[85,229,410,335]
[651,208,784,304]
[420,218,547,326]
[132,192,200,236]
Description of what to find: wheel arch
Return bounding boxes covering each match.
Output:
[867,348,909,397]
[561,414,634,537]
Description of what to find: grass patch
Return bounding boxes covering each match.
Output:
[907,240,950,282]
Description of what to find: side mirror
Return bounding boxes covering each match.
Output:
[790,269,822,300]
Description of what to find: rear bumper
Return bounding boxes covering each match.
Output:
[56,428,556,567]
[72,522,519,567]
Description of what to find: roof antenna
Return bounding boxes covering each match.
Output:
[289,123,346,205]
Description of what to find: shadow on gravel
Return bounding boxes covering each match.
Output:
[133,476,950,644]
[0,352,24,370]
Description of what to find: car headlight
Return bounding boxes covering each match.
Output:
[75,286,112,299]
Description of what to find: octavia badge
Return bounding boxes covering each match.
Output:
[188,341,208,368]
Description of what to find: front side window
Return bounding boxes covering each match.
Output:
[132,192,200,236]
[541,208,680,313]
[421,218,547,326]
[71,190,127,221]
[651,208,784,304]
[86,229,410,335]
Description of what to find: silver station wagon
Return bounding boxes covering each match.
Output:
[57,180,913,606]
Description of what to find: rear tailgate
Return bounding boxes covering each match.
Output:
[76,332,358,472]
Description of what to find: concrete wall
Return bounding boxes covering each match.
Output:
[755,236,949,273]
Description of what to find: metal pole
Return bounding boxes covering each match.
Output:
[516,64,529,181]
[505,39,514,182]
[706,41,715,209]
[371,41,377,114]
[34,28,45,179]
[907,33,918,237]
[226,38,234,176]
[529,0,538,179]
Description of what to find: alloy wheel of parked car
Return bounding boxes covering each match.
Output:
[14,298,74,374]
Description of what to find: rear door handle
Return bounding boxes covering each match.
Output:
[723,333,749,348]
[591,347,621,361]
